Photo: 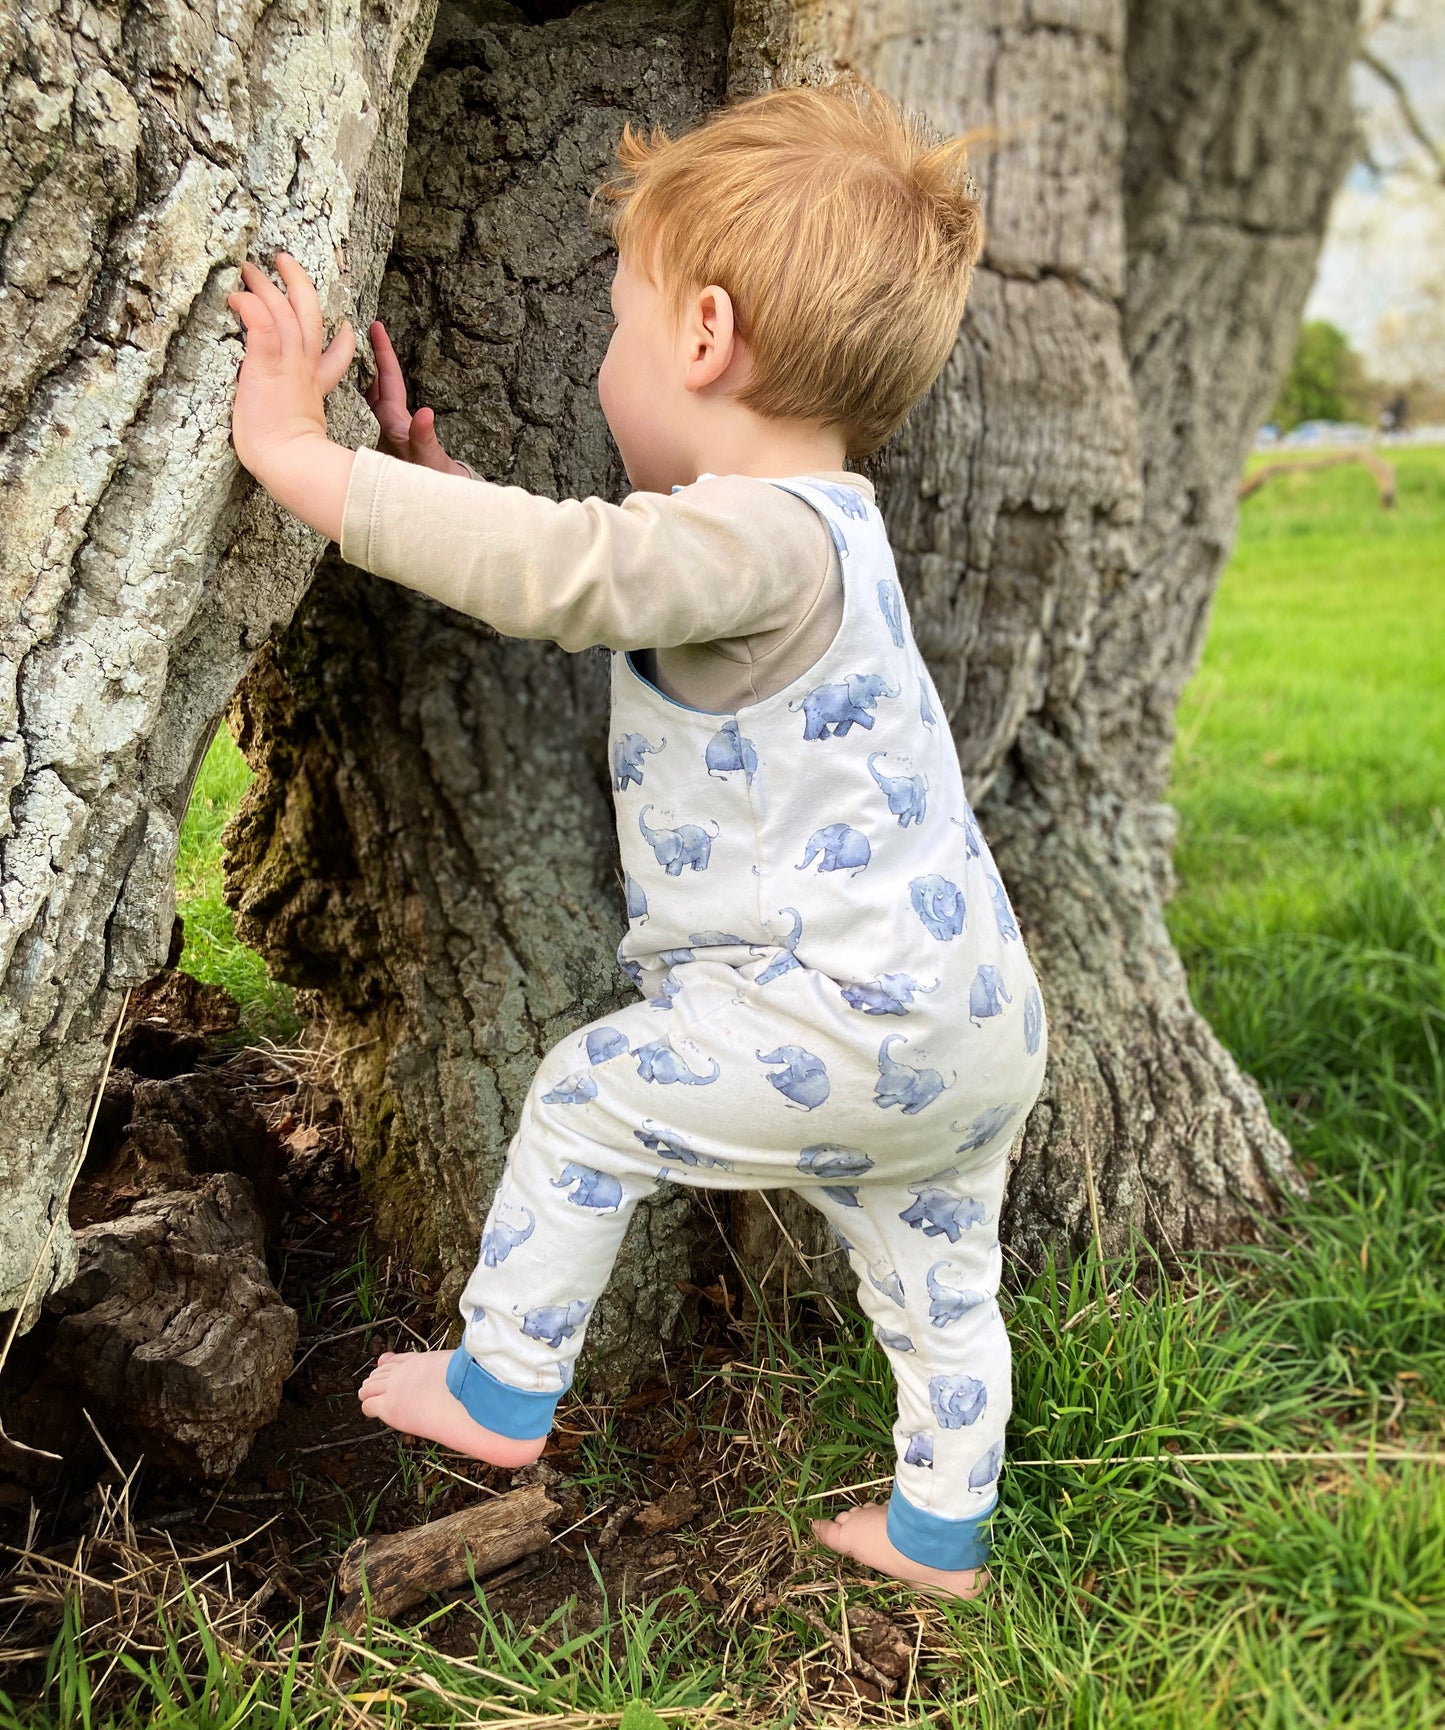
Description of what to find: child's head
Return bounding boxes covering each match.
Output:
[592,79,987,485]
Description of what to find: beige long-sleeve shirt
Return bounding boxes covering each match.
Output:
[338,445,875,712]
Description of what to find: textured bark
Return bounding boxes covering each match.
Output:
[223,0,1362,1389]
[0,0,439,1314]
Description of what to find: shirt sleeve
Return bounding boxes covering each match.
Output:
[338,444,832,654]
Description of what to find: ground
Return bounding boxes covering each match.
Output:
[0,447,1440,1728]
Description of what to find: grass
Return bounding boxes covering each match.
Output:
[10,447,1443,1726]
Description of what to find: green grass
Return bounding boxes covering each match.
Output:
[12,448,1443,1726]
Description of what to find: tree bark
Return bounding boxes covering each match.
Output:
[0,0,438,1314]
[223,0,1362,1388]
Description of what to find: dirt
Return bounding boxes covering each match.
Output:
[0,969,915,1712]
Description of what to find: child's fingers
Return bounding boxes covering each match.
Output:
[225,290,281,366]
[239,259,302,364]
[272,251,325,361]
[316,318,356,394]
[369,320,410,412]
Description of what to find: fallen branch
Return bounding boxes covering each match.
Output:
[337,1484,560,1631]
[1239,448,1396,507]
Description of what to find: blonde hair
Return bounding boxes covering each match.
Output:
[591,78,989,459]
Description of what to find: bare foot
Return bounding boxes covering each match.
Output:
[358,1350,547,1467]
[811,1503,990,1599]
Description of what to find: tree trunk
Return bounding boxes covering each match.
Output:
[0,0,438,1314]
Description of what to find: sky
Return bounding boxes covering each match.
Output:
[1304,0,1444,385]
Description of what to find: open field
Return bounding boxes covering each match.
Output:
[10,448,1443,1727]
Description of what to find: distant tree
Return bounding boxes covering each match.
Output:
[1273,320,1373,427]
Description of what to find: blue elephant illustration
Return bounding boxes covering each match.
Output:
[899,1185,987,1242]
[790,672,899,740]
[909,875,965,940]
[798,824,871,875]
[821,1184,861,1207]
[876,578,905,647]
[704,719,759,785]
[868,753,927,827]
[638,805,719,875]
[840,971,939,1016]
[623,872,648,922]
[874,1034,954,1115]
[797,1144,875,1179]
[868,1265,906,1306]
[542,1071,598,1106]
[904,1430,934,1467]
[551,1162,623,1211]
[830,1224,856,1257]
[950,807,983,859]
[919,676,938,730]
[611,732,665,790]
[969,964,1013,1024]
[819,483,869,520]
[635,1119,732,1169]
[968,1440,1004,1489]
[520,1298,594,1349]
[987,875,1020,941]
[650,973,682,1010]
[952,1103,1018,1155]
[631,1039,721,1086]
[584,1026,631,1066]
[926,1261,990,1327]
[657,947,695,968]
[689,930,747,947]
[480,1203,535,1267]
[929,1373,987,1428]
[754,906,804,985]
[1024,985,1044,1056]
[823,516,848,560]
[757,1044,830,1110]
[877,1328,916,1354]
[619,956,645,990]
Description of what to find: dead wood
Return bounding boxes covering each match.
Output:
[336,1484,561,1630]
[1239,448,1396,506]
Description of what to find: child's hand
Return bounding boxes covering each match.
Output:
[226,252,355,484]
[364,320,470,476]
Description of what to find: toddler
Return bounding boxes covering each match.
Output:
[226,79,1047,1598]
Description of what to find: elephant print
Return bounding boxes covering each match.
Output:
[874,1034,954,1115]
[631,1039,721,1086]
[542,1071,598,1105]
[876,1327,916,1353]
[796,1144,875,1180]
[753,907,804,985]
[584,1026,630,1065]
[704,718,758,785]
[950,807,983,859]
[818,483,870,520]
[821,1183,862,1207]
[480,1203,536,1267]
[868,753,928,827]
[969,964,1013,1024]
[520,1298,594,1349]
[898,1185,987,1242]
[952,1104,1018,1155]
[611,732,665,790]
[904,1430,935,1468]
[689,931,748,947]
[634,1120,733,1169]
[919,672,938,730]
[551,1162,623,1212]
[868,1265,906,1306]
[623,872,648,922]
[618,956,646,991]
[987,875,1020,941]
[757,1044,830,1110]
[657,947,695,968]
[1024,985,1044,1056]
[929,1373,988,1428]
[798,824,871,875]
[790,672,899,740]
[876,578,905,647]
[926,1261,990,1327]
[909,874,965,940]
[839,971,939,1016]
[638,805,718,875]
[968,1440,1004,1489]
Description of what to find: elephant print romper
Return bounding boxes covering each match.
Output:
[448,475,1049,1571]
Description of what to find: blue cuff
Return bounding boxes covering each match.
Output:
[886,1480,996,1571]
[444,1345,561,1440]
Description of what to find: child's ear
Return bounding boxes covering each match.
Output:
[683,284,739,393]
